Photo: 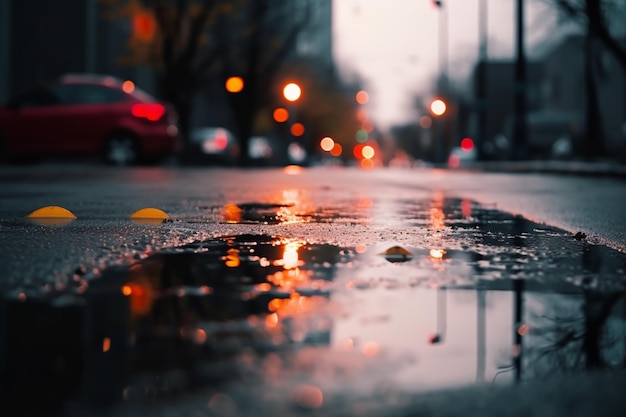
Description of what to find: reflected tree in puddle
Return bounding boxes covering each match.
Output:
[4,196,626,415]
[527,288,626,374]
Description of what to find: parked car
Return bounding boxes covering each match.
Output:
[447,146,477,168]
[0,74,182,165]
[495,110,582,159]
[189,127,240,165]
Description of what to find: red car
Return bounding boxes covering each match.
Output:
[0,74,182,165]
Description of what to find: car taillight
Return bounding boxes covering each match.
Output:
[214,130,228,150]
[131,103,166,121]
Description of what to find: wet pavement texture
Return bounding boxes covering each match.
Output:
[1,196,625,416]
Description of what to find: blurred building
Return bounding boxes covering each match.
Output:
[471,32,626,160]
[1,0,152,101]
[294,0,334,78]
[470,60,543,158]
[1,0,335,129]
[539,33,626,155]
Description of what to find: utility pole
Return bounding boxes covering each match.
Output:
[437,1,448,95]
[0,0,10,102]
[85,0,96,73]
[513,0,527,160]
[476,0,488,161]
[432,0,448,164]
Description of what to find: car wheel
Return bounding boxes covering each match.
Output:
[104,134,139,166]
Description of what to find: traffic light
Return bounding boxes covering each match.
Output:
[133,11,156,41]
[461,137,474,152]
[225,76,244,93]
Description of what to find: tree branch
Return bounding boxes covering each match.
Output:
[259,0,311,82]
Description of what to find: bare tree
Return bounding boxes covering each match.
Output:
[101,0,312,166]
[549,0,626,158]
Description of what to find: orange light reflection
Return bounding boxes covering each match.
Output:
[282,241,301,269]
[430,207,445,229]
[223,203,243,223]
[225,248,240,267]
[429,248,446,260]
[461,199,472,218]
[102,337,111,352]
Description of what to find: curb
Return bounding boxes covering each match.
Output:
[472,160,626,179]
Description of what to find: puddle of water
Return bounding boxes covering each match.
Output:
[2,198,626,415]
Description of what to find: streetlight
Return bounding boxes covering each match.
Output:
[430,99,447,117]
[281,82,307,164]
[283,82,302,102]
[225,76,244,93]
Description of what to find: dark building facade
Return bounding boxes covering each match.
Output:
[471,33,626,159]
[470,60,543,157]
[540,34,626,153]
[1,0,152,102]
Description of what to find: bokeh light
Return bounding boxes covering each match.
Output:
[355,129,368,143]
[461,137,474,151]
[361,145,375,159]
[360,158,374,169]
[420,115,432,128]
[122,80,135,94]
[320,136,335,151]
[273,107,289,123]
[430,99,446,116]
[283,83,302,102]
[330,143,342,157]
[133,11,156,41]
[225,76,244,93]
[355,90,369,105]
[291,123,305,137]
[288,143,307,163]
[353,143,365,159]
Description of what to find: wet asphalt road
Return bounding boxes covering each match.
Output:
[0,164,625,416]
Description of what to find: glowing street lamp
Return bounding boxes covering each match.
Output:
[283,82,302,102]
[430,99,447,116]
[225,76,244,93]
[361,145,375,160]
[320,137,335,152]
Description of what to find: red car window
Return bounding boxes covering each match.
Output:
[53,84,129,105]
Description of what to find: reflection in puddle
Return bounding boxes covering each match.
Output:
[216,194,373,225]
[2,198,626,415]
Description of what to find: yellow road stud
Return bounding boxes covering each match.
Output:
[130,208,170,224]
[27,206,77,225]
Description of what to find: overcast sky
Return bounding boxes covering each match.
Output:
[332,0,563,131]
